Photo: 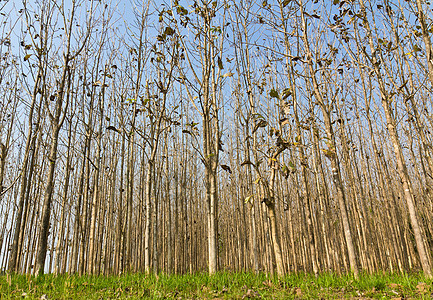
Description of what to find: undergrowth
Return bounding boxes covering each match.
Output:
[0,270,431,299]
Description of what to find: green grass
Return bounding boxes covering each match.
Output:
[0,271,431,299]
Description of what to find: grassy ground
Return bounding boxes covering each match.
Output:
[0,271,432,299]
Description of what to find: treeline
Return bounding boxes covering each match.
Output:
[0,0,432,278]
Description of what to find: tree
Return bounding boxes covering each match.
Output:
[173,0,228,274]
[35,0,95,275]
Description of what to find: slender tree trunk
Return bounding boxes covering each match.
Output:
[35,61,72,275]
[8,67,42,273]
[53,116,74,275]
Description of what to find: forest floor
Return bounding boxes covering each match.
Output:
[0,271,432,299]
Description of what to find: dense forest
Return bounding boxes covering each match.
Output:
[0,0,433,279]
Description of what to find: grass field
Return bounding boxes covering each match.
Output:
[0,271,432,299]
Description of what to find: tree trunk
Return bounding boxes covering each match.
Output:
[35,63,71,275]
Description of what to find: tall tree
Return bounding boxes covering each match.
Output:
[173,0,227,274]
[35,0,94,275]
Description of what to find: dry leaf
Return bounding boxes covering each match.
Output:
[242,289,260,299]
[388,283,400,289]
[262,280,273,288]
[279,117,290,126]
[220,164,232,174]
[416,282,428,294]
[294,287,302,296]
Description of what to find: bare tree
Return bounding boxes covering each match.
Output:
[172,0,228,274]
[35,0,95,275]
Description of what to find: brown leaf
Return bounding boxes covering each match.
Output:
[279,117,290,126]
[201,285,210,293]
[164,26,175,36]
[416,282,428,294]
[220,164,232,174]
[322,148,336,159]
[182,129,193,136]
[282,101,291,115]
[242,289,260,299]
[218,56,224,69]
[106,126,120,133]
[269,89,279,98]
[253,119,268,134]
[240,160,254,167]
[388,283,401,289]
[262,280,273,288]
